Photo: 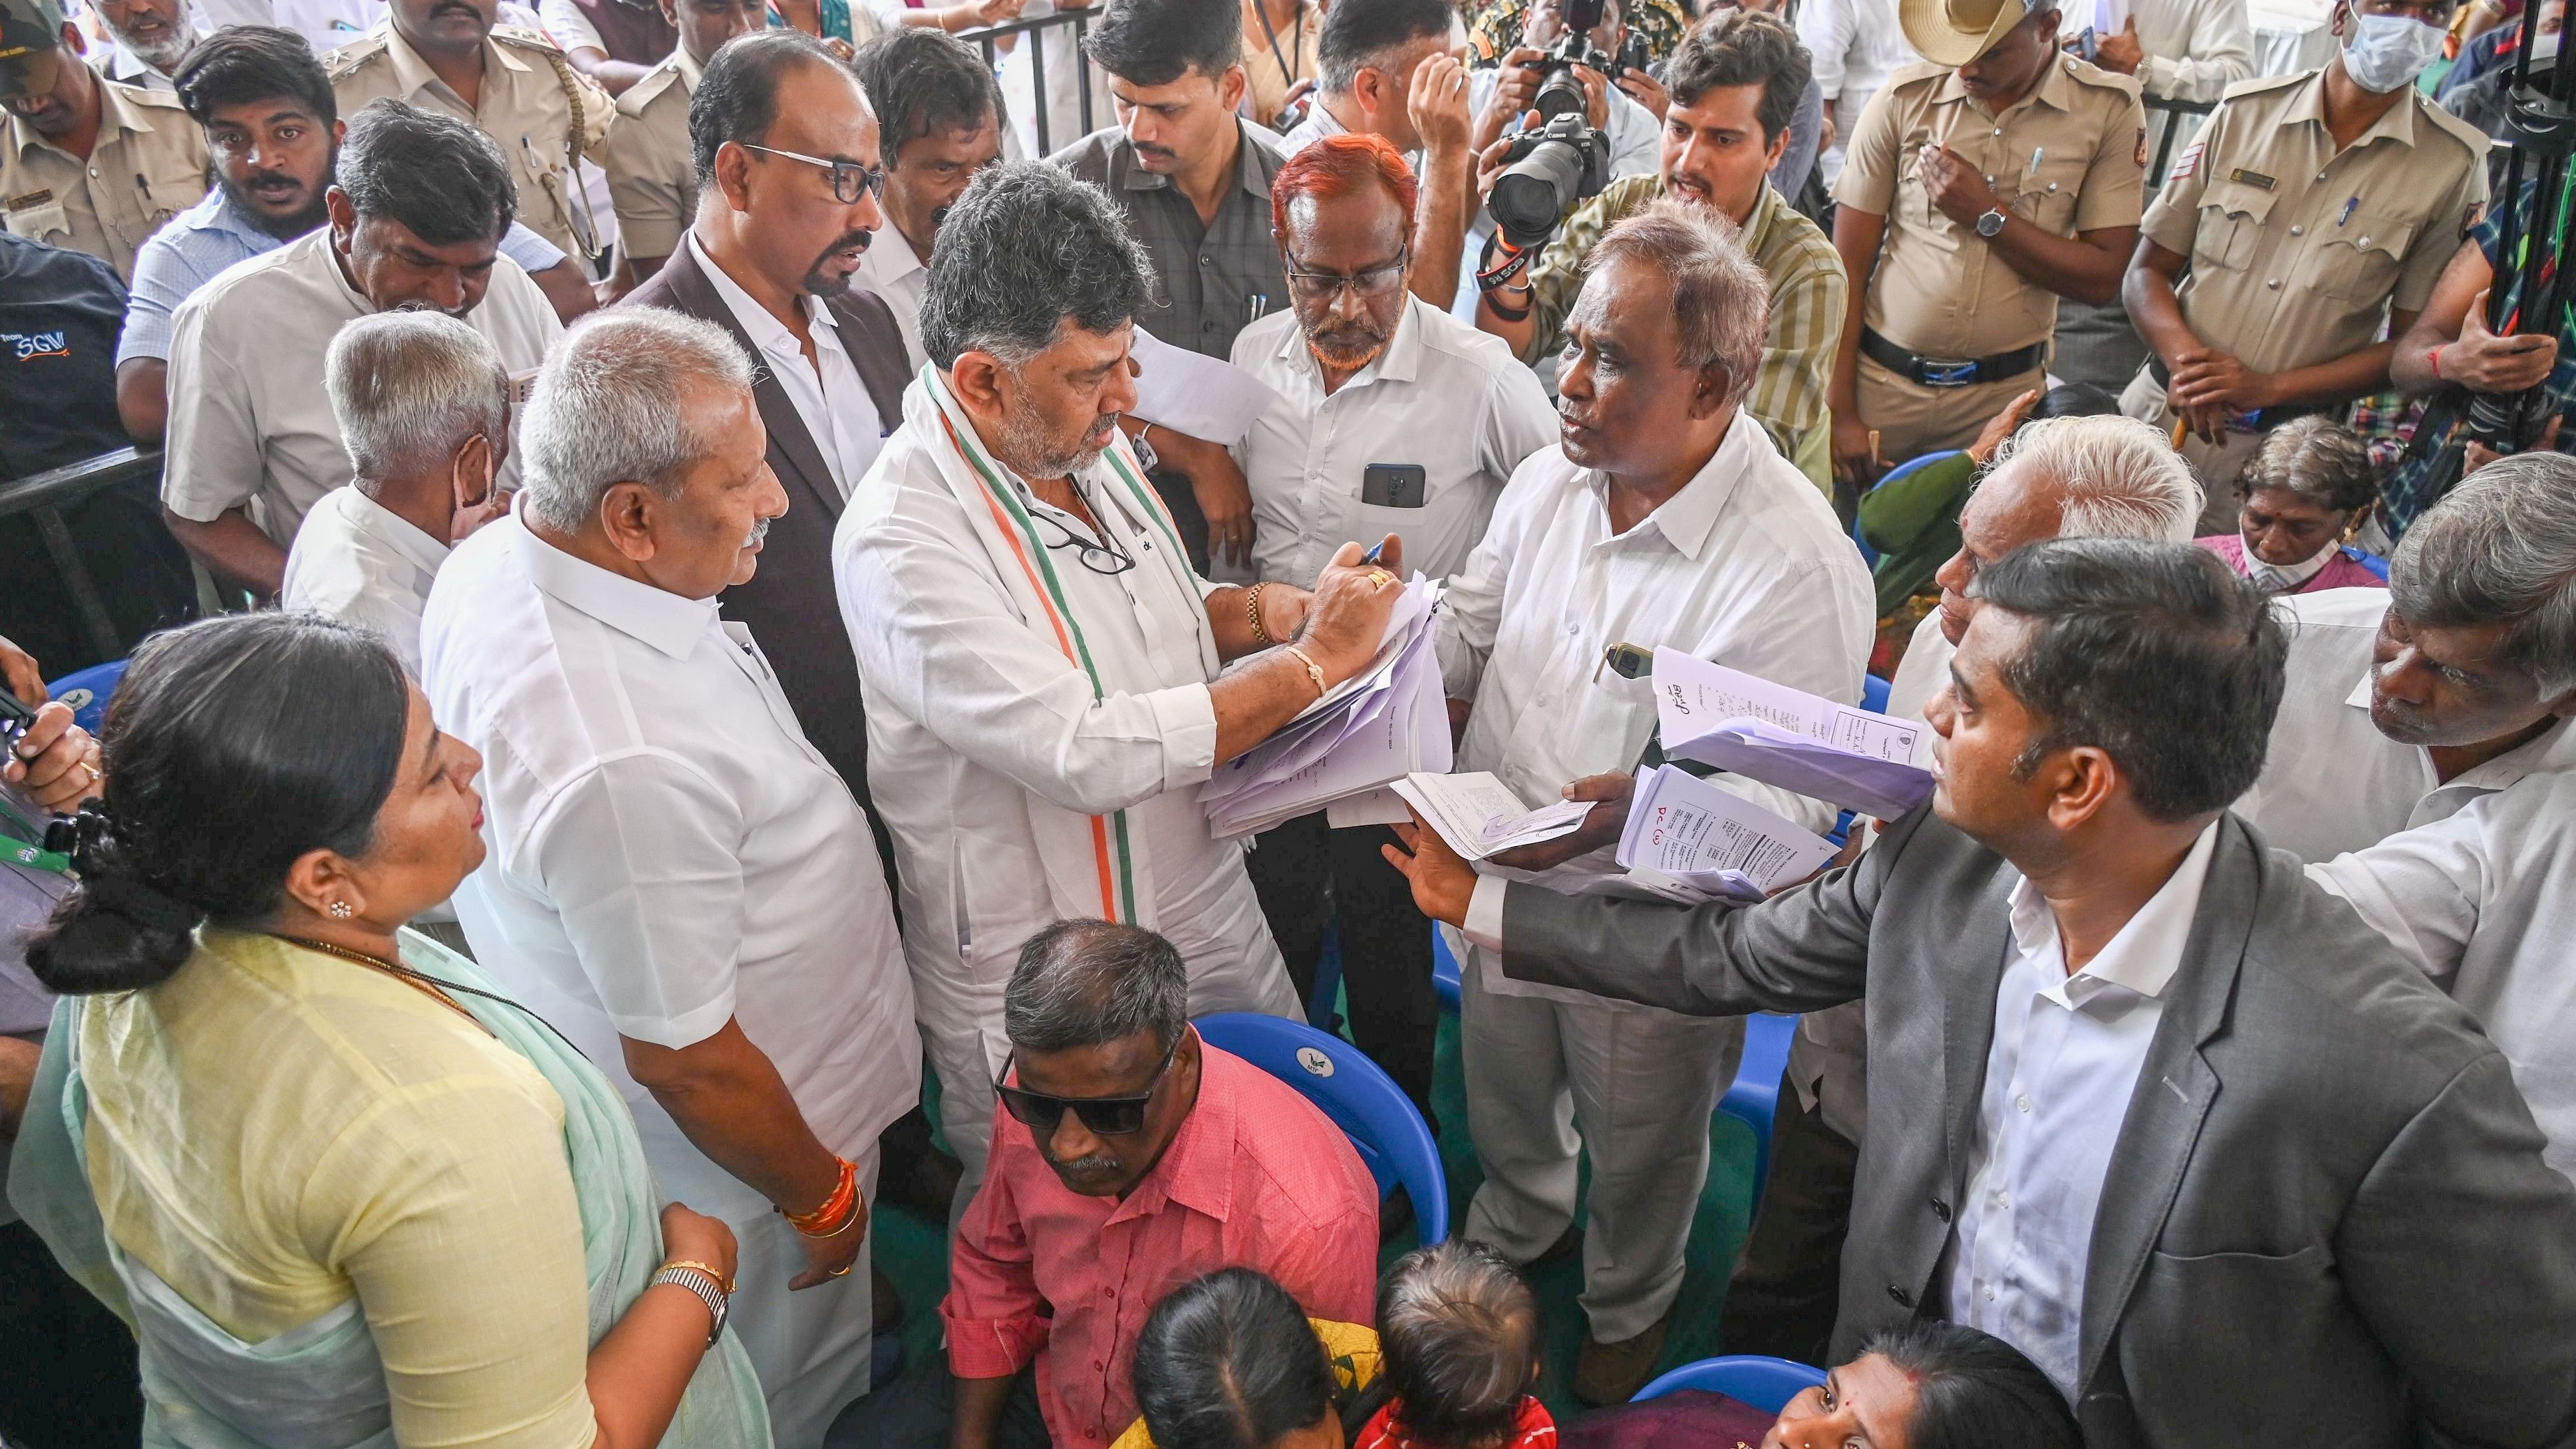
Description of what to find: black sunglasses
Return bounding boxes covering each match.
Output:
[995,1035,1182,1138]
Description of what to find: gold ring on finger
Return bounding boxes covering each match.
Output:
[1368,568,1396,589]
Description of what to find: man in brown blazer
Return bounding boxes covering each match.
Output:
[620,29,908,856]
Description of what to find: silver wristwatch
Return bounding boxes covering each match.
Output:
[1975,207,2009,239]
[652,1265,730,1346]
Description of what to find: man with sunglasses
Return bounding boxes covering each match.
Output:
[620,29,911,858]
[943,920,1379,1449]
[1226,133,1555,1129]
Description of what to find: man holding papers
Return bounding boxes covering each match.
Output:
[1429,199,1873,1404]
[1227,133,1559,1122]
[1389,539,2576,1442]
[835,162,1407,1199]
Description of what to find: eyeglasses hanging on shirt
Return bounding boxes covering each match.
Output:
[739,144,889,205]
[1031,507,1139,576]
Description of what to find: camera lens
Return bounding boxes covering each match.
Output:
[1492,136,1590,250]
[1533,65,1589,120]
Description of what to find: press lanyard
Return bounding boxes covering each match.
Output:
[1253,0,1302,89]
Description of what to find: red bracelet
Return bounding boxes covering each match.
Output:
[780,1156,859,1237]
[2430,343,2446,381]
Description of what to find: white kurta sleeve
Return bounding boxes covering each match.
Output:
[524,751,748,1049]
[2138,0,2255,105]
[841,486,1221,817]
[2307,805,2490,990]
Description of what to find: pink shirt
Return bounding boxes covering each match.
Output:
[2195,531,2387,594]
[941,1033,1381,1448]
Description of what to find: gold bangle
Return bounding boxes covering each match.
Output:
[662,1259,734,1295]
[1247,582,1276,646]
[1284,644,1328,698]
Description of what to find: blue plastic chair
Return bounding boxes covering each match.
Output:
[1719,1012,1798,1218]
[1632,1353,1827,1410]
[1431,925,1461,1015]
[2347,545,2391,581]
[1195,1011,1449,1244]
[44,658,128,737]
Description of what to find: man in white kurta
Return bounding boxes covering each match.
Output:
[1433,201,1873,1402]
[423,311,917,1447]
[838,369,1306,1192]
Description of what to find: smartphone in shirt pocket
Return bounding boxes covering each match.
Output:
[1361,463,1427,509]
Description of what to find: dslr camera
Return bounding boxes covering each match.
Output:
[1488,0,1619,250]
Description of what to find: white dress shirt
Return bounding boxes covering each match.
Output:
[689,233,884,499]
[279,485,450,676]
[1796,0,1914,186]
[1448,408,1877,994]
[1884,608,1956,724]
[1228,295,1556,587]
[420,515,919,1221]
[94,29,204,93]
[852,223,929,373]
[1946,821,2221,1396]
[161,228,559,546]
[2310,771,2576,1181]
[836,389,1300,1117]
[2233,588,2576,861]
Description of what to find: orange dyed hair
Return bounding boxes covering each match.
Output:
[1270,132,1419,250]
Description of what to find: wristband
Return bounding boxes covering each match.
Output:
[1284,645,1329,698]
[780,1156,859,1237]
[2429,344,2445,382]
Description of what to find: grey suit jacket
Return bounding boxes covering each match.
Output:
[1501,807,2576,1449]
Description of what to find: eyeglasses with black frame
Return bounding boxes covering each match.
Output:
[994,1034,1182,1138]
[1030,507,1139,576]
[1282,247,1411,305]
[740,143,888,205]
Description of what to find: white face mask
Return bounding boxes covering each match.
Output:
[2244,531,2342,593]
[2341,9,2448,92]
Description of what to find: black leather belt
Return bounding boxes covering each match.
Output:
[1861,329,2047,389]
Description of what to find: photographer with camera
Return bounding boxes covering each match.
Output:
[1470,0,1663,190]
[1475,11,1846,491]
[1827,0,2144,492]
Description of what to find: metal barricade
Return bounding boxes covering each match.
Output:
[959,7,1101,156]
[0,450,161,663]
[2143,94,2219,189]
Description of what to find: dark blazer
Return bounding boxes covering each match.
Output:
[1501,808,2576,1449]
[621,243,909,851]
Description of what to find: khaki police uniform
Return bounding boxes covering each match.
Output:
[1836,55,2146,460]
[2120,68,2488,527]
[327,22,614,263]
[602,45,697,267]
[2,74,204,281]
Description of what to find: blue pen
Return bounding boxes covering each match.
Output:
[2339,196,2359,227]
[1361,541,1387,564]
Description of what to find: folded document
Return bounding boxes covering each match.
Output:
[1650,649,1934,821]
[1199,579,1452,839]
[1613,763,1839,904]
[1389,771,1592,862]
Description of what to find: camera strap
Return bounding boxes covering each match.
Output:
[1476,232,1537,319]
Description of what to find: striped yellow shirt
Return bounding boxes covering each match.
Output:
[1514,177,1847,491]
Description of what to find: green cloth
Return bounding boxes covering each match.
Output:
[1858,451,1978,617]
[9,928,775,1449]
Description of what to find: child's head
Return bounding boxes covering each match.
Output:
[1375,1240,1542,1448]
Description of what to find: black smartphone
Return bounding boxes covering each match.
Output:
[1361,463,1428,509]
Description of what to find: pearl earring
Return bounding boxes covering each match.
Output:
[329,902,353,920]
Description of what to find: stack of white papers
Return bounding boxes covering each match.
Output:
[1651,649,1935,821]
[1389,771,1592,862]
[1200,579,1453,839]
[1614,763,1838,904]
